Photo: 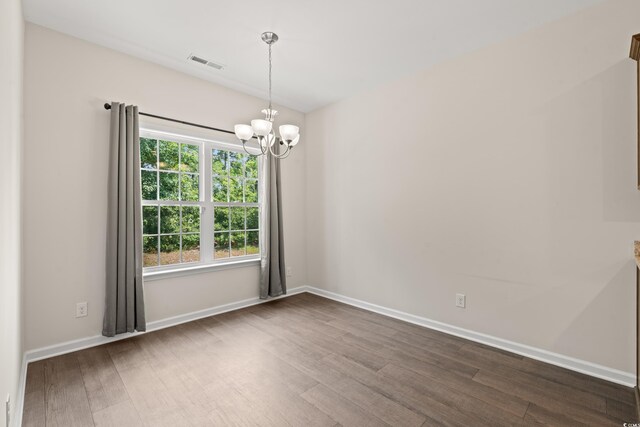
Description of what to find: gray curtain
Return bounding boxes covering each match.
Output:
[103,102,146,336]
[259,147,286,298]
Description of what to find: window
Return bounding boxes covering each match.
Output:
[212,150,260,258]
[140,130,261,273]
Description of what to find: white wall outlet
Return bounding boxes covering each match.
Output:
[76,302,88,318]
[286,267,292,277]
[455,293,466,308]
[6,394,10,427]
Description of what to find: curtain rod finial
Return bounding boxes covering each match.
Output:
[104,103,111,110]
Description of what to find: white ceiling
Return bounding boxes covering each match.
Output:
[23,0,603,112]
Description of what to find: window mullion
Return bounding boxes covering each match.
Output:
[201,143,214,263]
[155,139,160,266]
[243,158,247,253]
[178,143,183,263]
[227,154,231,256]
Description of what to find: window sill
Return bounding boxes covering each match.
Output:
[143,258,260,282]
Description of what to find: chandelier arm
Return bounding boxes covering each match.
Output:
[267,139,280,156]
[260,136,269,155]
[275,147,293,160]
[268,139,291,158]
[242,141,265,157]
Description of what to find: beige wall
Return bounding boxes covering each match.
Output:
[0,0,23,425]
[23,24,307,351]
[305,0,640,373]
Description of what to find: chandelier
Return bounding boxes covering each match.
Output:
[234,32,300,159]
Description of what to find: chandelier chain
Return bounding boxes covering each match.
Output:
[268,43,272,110]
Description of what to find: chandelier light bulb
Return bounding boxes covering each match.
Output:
[289,134,300,147]
[251,119,272,137]
[279,125,299,143]
[234,124,254,141]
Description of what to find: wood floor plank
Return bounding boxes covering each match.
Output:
[92,400,143,427]
[203,377,291,426]
[264,338,350,387]
[473,370,623,425]
[76,346,130,413]
[135,331,217,424]
[467,359,607,413]
[301,384,390,427]
[519,357,636,406]
[391,328,464,353]
[115,364,194,427]
[328,317,462,361]
[321,353,498,426]
[22,388,46,427]
[23,293,637,426]
[153,324,244,388]
[173,321,223,351]
[379,363,526,427]
[25,360,45,394]
[285,326,388,372]
[197,313,274,348]
[298,294,468,348]
[274,308,349,340]
[328,376,427,426]
[339,331,479,379]
[276,297,342,324]
[228,348,319,395]
[454,342,610,415]
[376,357,529,418]
[22,360,46,427]
[237,306,338,362]
[523,403,585,426]
[229,361,336,427]
[43,353,95,427]
[104,338,150,372]
[108,339,193,427]
[605,398,637,422]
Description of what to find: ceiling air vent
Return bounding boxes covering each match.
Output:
[188,54,224,70]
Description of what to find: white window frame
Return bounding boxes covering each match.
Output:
[140,128,263,280]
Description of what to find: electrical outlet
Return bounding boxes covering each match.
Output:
[76,302,88,318]
[286,267,292,277]
[6,394,10,427]
[455,294,466,308]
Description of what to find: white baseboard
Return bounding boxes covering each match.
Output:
[306,286,635,388]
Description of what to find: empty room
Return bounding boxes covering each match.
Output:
[2,0,640,425]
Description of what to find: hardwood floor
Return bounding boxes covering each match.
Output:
[22,293,636,426]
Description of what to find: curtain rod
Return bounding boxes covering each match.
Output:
[103,103,238,136]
